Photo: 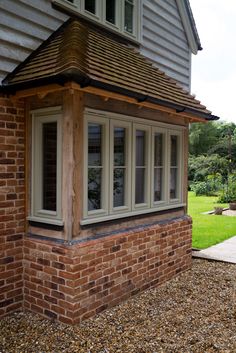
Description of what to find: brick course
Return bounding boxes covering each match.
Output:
[0,95,25,317]
[24,216,192,325]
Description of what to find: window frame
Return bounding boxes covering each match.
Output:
[83,115,109,219]
[82,109,185,225]
[132,123,151,210]
[168,129,183,205]
[151,127,168,208]
[29,107,63,226]
[52,0,141,42]
[110,119,132,214]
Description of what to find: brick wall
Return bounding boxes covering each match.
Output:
[0,95,25,316]
[24,216,192,325]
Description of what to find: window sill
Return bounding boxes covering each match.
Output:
[81,203,186,225]
[27,216,64,227]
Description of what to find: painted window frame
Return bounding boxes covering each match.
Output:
[168,129,183,205]
[133,123,151,210]
[52,0,141,42]
[110,119,132,214]
[151,127,168,207]
[82,109,185,225]
[28,107,63,226]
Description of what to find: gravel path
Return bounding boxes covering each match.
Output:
[1,259,236,353]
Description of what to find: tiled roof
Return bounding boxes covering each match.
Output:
[3,19,218,120]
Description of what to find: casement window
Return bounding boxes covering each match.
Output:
[52,0,140,41]
[83,110,184,225]
[29,107,63,226]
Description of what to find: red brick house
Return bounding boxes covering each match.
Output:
[0,0,218,324]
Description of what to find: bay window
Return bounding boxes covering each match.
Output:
[53,0,140,41]
[83,110,184,224]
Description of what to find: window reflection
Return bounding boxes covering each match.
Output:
[88,124,102,211]
[106,0,116,24]
[113,127,126,208]
[42,122,57,211]
[135,130,146,204]
[125,0,134,33]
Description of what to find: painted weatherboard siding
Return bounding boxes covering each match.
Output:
[141,0,191,90]
[0,0,191,89]
[0,0,68,83]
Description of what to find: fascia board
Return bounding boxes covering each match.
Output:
[176,0,199,55]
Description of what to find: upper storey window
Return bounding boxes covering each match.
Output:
[53,0,140,41]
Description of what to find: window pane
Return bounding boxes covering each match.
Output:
[136,130,145,166]
[88,168,101,211]
[88,124,102,166]
[106,0,116,24]
[170,168,177,199]
[135,168,145,204]
[125,0,134,33]
[114,127,125,166]
[42,122,57,211]
[85,0,96,14]
[113,169,125,207]
[154,133,163,166]
[171,135,178,166]
[154,168,162,202]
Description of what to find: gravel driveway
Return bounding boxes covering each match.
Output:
[1,259,236,353]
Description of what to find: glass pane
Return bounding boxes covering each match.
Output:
[88,168,101,211]
[42,122,57,211]
[125,0,133,33]
[136,130,145,166]
[170,168,177,199]
[135,168,145,204]
[114,127,125,166]
[154,133,163,166]
[171,135,178,166]
[88,124,102,166]
[106,0,116,24]
[113,169,125,207]
[85,0,96,14]
[154,168,162,202]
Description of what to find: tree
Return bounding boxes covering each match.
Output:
[189,122,219,156]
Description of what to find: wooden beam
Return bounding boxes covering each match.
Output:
[62,90,75,242]
[12,81,207,123]
[66,82,207,123]
[12,84,65,99]
[72,91,84,237]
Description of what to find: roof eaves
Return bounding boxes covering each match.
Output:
[0,71,219,121]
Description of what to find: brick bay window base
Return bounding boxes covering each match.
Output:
[24,216,192,325]
[0,88,194,324]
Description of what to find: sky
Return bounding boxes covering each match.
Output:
[190,0,236,123]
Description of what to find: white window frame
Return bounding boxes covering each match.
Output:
[28,107,63,226]
[168,130,183,205]
[82,109,185,225]
[110,119,132,214]
[151,127,168,208]
[132,123,151,210]
[52,0,141,42]
[84,115,109,219]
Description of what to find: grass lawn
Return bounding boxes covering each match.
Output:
[188,191,236,249]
